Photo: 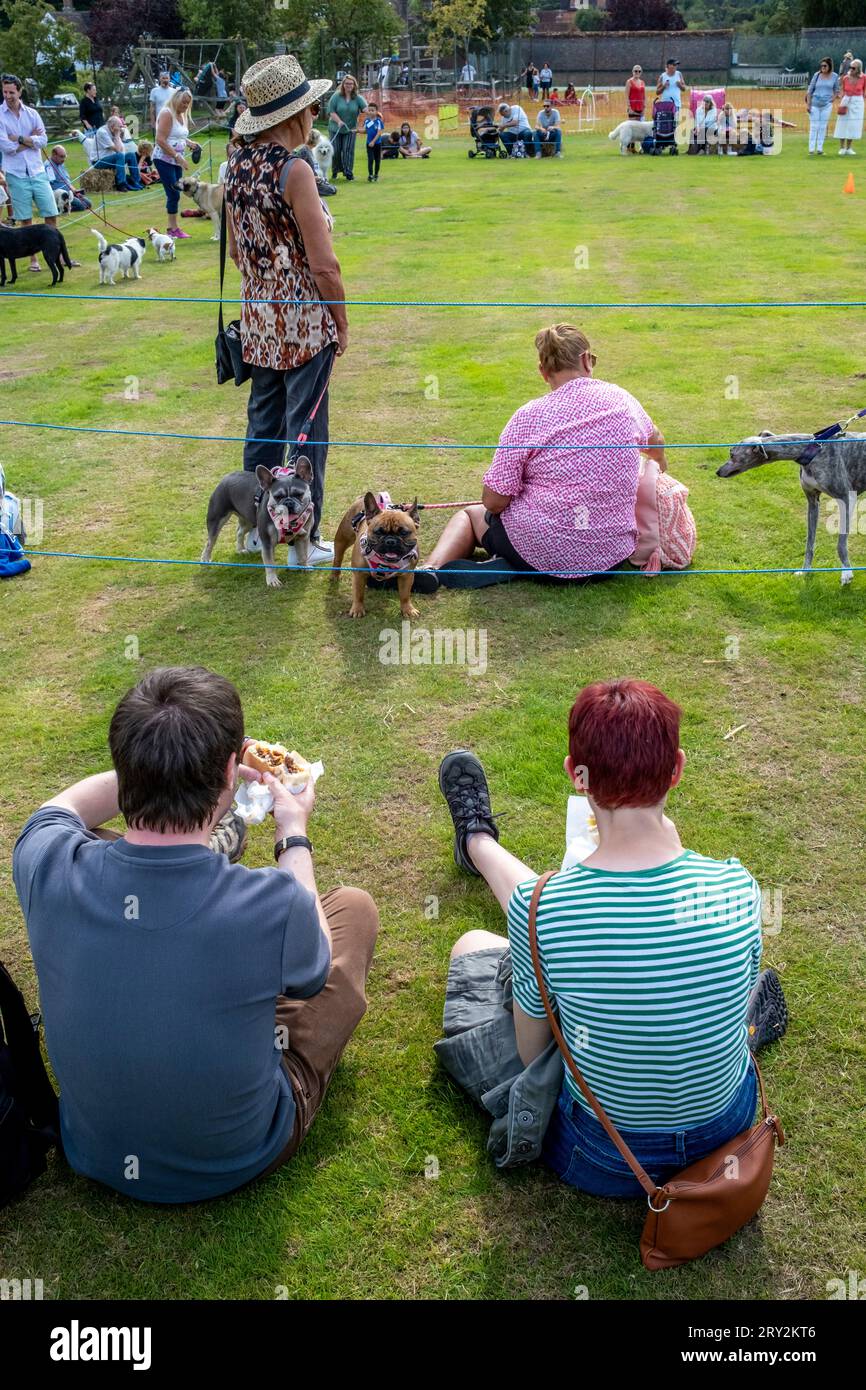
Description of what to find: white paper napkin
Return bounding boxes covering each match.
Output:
[233,761,324,826]
[561,795,599,871]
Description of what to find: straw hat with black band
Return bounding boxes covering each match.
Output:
[233,55,332,138]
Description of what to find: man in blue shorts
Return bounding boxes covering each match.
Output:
[0,74,60,273]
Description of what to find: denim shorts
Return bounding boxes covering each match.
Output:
[543,1065,758,1198]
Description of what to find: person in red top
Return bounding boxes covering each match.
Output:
[835,57,865,154]
[625,65,646,118]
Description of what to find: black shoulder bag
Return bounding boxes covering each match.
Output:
[215,198,252,387]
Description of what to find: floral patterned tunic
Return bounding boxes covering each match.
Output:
[224,142,337,371]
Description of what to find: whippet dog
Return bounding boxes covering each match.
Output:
[717,430,866,585]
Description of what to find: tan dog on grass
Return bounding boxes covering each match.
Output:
[332,491,421,620]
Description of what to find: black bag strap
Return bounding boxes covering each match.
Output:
[218,196,228,336]
[0,961,58,1130]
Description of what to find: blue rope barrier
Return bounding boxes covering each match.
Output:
[2,292,865,309]
[2,419,862,450]
[20,549,862,578]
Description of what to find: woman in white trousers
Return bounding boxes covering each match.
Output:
[806,57,840,155]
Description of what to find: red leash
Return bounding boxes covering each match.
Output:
[294,346,336,450]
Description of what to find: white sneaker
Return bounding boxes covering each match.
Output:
[839,148,848,155]
[244,529,262,553]
[307,539,335,565]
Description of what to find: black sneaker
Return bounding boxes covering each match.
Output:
[746,968,789,1052]
[438,750,500,876]
[437,557,522,589]
[209,810,247,864]
[316,177,337,198]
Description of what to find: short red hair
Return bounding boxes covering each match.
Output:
[568,679,682,809]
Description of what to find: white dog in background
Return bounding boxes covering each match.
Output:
[146,227,176,262]
[608,119,654,154]
[306,129,334,181]
[91,230,147,285]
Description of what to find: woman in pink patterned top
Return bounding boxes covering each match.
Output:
[426,324,667,586]
[225,54,347,563]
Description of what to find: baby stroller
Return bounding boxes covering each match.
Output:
[468,106,507,159]
[642,100,679,155]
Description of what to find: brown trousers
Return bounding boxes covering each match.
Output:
[261,885,379,1175]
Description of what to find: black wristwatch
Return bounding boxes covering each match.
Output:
[274,835,313,862]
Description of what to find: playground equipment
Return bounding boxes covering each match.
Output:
[122,38,247,120]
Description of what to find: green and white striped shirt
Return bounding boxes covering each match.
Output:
[508,852,761,1130]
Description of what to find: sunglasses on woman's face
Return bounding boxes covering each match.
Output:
[584,351,598,368]
[309,102,320,117]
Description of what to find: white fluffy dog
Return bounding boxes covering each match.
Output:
[608,119,654,154]
[306,129,334,181]
[91,229,147,285]
[146,227,176,262]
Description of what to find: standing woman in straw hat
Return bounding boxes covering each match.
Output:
[224,55,348,565]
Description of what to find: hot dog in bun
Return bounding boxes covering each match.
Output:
[242,739,312,789]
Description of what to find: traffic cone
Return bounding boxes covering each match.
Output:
[844,171,855,194]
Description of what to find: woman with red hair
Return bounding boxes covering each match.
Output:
[435,679,787,1192]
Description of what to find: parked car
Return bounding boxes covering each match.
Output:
[46,93,79,107]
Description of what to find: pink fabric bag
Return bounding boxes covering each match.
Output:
[629,454,696,574]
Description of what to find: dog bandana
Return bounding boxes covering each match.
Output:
[360,535,419,578]
[262,466,313,546]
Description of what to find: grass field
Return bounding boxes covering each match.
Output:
[1,121,865,1302]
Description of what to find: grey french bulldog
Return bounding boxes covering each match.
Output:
[201,456,314,588]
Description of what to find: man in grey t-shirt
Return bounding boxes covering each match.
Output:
[149,72,173,128]
[12,666,379,1204]
[92,116,143,190]
[534,100,562,158]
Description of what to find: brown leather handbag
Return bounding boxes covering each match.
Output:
[528,871,785,1270]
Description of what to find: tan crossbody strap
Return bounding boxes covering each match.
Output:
[527,872,657,1197]
[527,871,771,1199]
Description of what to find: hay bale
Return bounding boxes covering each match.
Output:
[80,166,117,194]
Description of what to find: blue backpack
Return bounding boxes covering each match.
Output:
[0,530,29,580]
[0,472,30,579]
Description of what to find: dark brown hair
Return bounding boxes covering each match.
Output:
[109,667,244,833]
